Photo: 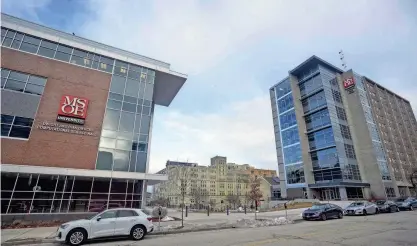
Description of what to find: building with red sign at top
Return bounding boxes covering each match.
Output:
[269,55,417,201]
[0,13,187,219]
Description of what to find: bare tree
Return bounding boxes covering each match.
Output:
[168,166,196,227]
[248,177,263,208]
[226,194,239,209]
[190,187,207,209]
[149,196,170,207]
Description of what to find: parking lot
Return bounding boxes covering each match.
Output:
[28,210,417,246]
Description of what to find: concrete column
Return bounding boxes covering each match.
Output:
[339,187,348,201]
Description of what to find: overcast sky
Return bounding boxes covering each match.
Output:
[3,0,416,173]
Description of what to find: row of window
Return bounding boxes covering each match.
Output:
[1,27,156,79]
[302,90,326,113]
[281,126,300,147]
[275,78,291,99]
[332,89,343,103]
[1,173,143,214]
[307,127,335,150]
[1,68,47,96]
[340,124,352,140]
[1,114,34,139]
[283,144,302,165]
[279,110,297,130]
[299,74,322,97]
[335,106,347,121]
[109,75,154,101]
[344,144,356,159]
[102,109,150,135]
[278,93,294,113]
[305,109,331,132]
[311,147,339,170]
[96,148,147,173]
[286,164,305,184]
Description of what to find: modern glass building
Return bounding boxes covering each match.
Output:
[0,13,187,217]
[270,56,417,200]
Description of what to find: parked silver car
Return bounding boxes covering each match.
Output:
[344,201,379,215]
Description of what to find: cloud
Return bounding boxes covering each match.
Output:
[78,0,407,75]
[1,0,51,22]
[75,0,416,173]
[149,94,277,173]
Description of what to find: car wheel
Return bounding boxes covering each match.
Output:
[338,212,343,219]
[321,213,327,221]
[363,209,367,216]
[130,225,146,241]
[66,229,86,246]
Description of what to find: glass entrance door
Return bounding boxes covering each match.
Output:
[320,188,340,200]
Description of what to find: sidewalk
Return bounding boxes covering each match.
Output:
[1,208,304,245]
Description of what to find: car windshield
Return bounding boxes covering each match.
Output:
[311,204,326,209]
[349,202,364,206]
[376,200,386,205]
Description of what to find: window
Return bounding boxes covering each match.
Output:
[332,89,342,103]
[1,114,34,139]
[283,144,302,165]
[1,68,47,95]
[302,91,326,113]
[118,209,138,217]
[299,74,322,96]
[308,127,335,150]
[100,210,118,219]
[275,78,291,99]
[281,127,300,146]
[285,164,305,184]
[279,109,297,129]
[305,109,331,131]
[340,124,352,140]
[344,144,356,159]
[278,93,294,113]
[385,187,395,198]
[336,107,347,121]
[311,147,338,170]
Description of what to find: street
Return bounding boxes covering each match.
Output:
[31,210,417,246]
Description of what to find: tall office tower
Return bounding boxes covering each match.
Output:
[269,56,417,200]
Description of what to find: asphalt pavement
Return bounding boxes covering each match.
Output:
[25,210,417,246]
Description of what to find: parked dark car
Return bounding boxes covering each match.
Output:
[395,197,417,211]
[302,203,343,221]
[374,200,399,213]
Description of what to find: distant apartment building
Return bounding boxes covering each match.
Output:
[269,56,417,200]
[153,156,275,208]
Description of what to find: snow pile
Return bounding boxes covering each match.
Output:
[160,216,175,222]
[234,217,293,228]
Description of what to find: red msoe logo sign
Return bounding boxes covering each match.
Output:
[343,77,355,89]
[57,95,89,125]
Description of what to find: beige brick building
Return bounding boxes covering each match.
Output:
[153,156,276,208]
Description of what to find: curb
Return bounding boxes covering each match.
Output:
[2,219,303,245]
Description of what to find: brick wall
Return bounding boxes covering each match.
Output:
[1,48,111,170]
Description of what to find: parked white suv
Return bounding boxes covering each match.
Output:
[56,208,154,245]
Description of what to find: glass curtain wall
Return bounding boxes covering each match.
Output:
[1,172,142,214]
[275,79,305,185]
[96,60,155,173]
